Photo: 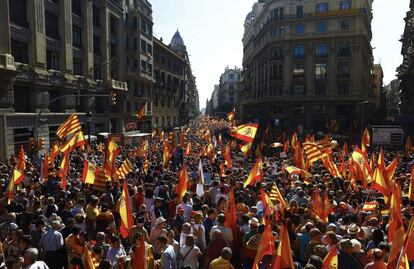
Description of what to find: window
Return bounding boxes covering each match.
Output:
[125,35,130,50]
[292,105,305,114]
[46,50,59,70]
[315,43,328,57]
[141,40,147,53]
[272,26,284,37]
[293,45,305,58]
[72,25,82,48]
[141,60,147,71]
[11,39,28,64]
[93,64,101,80]
[314,105,327,115]
[295,24,304,34]
[93,35,101,55]
[147,44,152,56]
[315,63,327,79]
[317,21,327,33]
[338,83,350,95]
[72,0,82,17]
[73,59,82,75]
[271,7,284,21]
[341,20,350,30]
[316,3,329,13]
[340,0,351,10]
[141,18,152,37]
[338,43,351,57]
[315,84,327,95]
[271,47,283,60]
[229,74,235,80]
[9,0,27,27]
[45,12,59,39]
[293,65,305,79]
[93,5,100,27]
[270,64,283,80]
[291,85,306,95]
[338,62,351,78]
[296,5,304,18]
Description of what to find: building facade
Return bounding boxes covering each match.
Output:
[240,0,375,133]
[0,0,200,162]
[218,66,241,109]
[384,79,400,117]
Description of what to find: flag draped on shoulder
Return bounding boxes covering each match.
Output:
[119,179,134,239]
[176,164,189,203]
[56,113,81,139]
[230,123,258,143]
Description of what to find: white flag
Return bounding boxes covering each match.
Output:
[196,160,205,197]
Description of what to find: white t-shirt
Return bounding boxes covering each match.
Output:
[180,245,201,269]
[26,261,49,269]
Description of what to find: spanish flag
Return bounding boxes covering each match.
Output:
[50,143,60,163]
[371,168,390,201]
[82,160,96,184]
[284,166,313,178]
[176,163,189,203]
[244,158,263,187]
[361,127,370,151]
[163,141,172,168]
[58,152,70,190]
[224,187,238,240]
[385,157,398,181]
[230,123,258,143]
[6,177,15,204]
[56,113,82,139]
[293,142,306,170]
[119,179,134,239]
[13,168,25,185]
[104,139,121,177]
[361,201,378,212]
[224,142,232,168]
[227,108,235,122]
[351,147,371,185]
[136,103,146,119]
[240,142,252,157]
[60,130,87,153]
[16,146,26,172]
[273,224,294,269]
[252,221,275,269]
[291,132,299,150]
[387,184,405,269]
[322,246,338,269]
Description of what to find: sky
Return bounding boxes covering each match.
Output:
[151,0,408,110]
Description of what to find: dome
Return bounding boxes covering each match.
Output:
[170,30,186,48]
[170,30,187,52]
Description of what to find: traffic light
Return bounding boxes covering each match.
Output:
[38,138,45,150]
[111,92,117,105]
[28,138,35,150]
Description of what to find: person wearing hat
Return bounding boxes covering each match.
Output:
[338,239,363,269]
[347,224,363,243]
[149,216,167,259]
[242,217,260,244]
[150,196,168,228]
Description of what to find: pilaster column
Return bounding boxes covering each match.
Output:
[28,0,46,68]
[83,0,94,79]
[59,0,73,73]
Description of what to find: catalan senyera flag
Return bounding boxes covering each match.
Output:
[82,244,100,269]
[409,165,414,201]
[284,166,313,178]
[206,143,214,156]
[58,152,69,190]
[119,179,134,239]
[230,123,258,143]
[60,130,87,153]
[227,108,235,122]
[321,156,341,178]
[303,142,328,166]
[56,113,81,139]
[116,158,134,180]
[322,246,338,269]
[240,142,252,157]
[176,163,189,203]
[293,142,306,170]
[361,127,370,150]
[270,184,287,209]
[82,160,96,184]
[183,142,191,157]
[136,103,146,119]
[104,139,121,177]
[224,187,238,240]
[16,146,26,171]
[13,168,25,186]
[261,188,275,216]
[93,167,110,191]
[273,224,294,269]
[252,221,275,269]
[361,201,379,212]
[243,157,263,187]
[224,142,232,168]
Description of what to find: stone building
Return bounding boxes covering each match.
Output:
[240,0,375,133]
[384,79,400,117]
[218,66,242,109]
[0,0,153,162]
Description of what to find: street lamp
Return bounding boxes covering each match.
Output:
[358,101,369,135]
[86,111,93,145]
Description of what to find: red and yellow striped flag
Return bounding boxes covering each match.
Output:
[50,143,60,163]
[58,152,70,190]
[361,201,378,212]
[230,123,258,143]
[270,184,287,208]
[284,166,313,178]
[303,142,328,166]
[176,163,189,203]
[116,159,134,180]
[56,113,81,139]
[252,221,275,269]
[293,142,306,170]
[163,141,172,168]
[240,142,252,157]
[243,157,263,187]
[361,127,370,151]
[60,130,87,153]
[6,175,16,204]
[409,165,414,201]
[224,187,238,240]
[13,168,25,186]
[119,179,134,239]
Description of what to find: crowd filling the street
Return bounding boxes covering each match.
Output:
[0,113,414,269]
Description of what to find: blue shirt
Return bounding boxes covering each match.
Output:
[160,245,177,269]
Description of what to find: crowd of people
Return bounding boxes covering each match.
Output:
[0,116,413,269]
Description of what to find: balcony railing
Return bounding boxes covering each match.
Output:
[111,79,128,91]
